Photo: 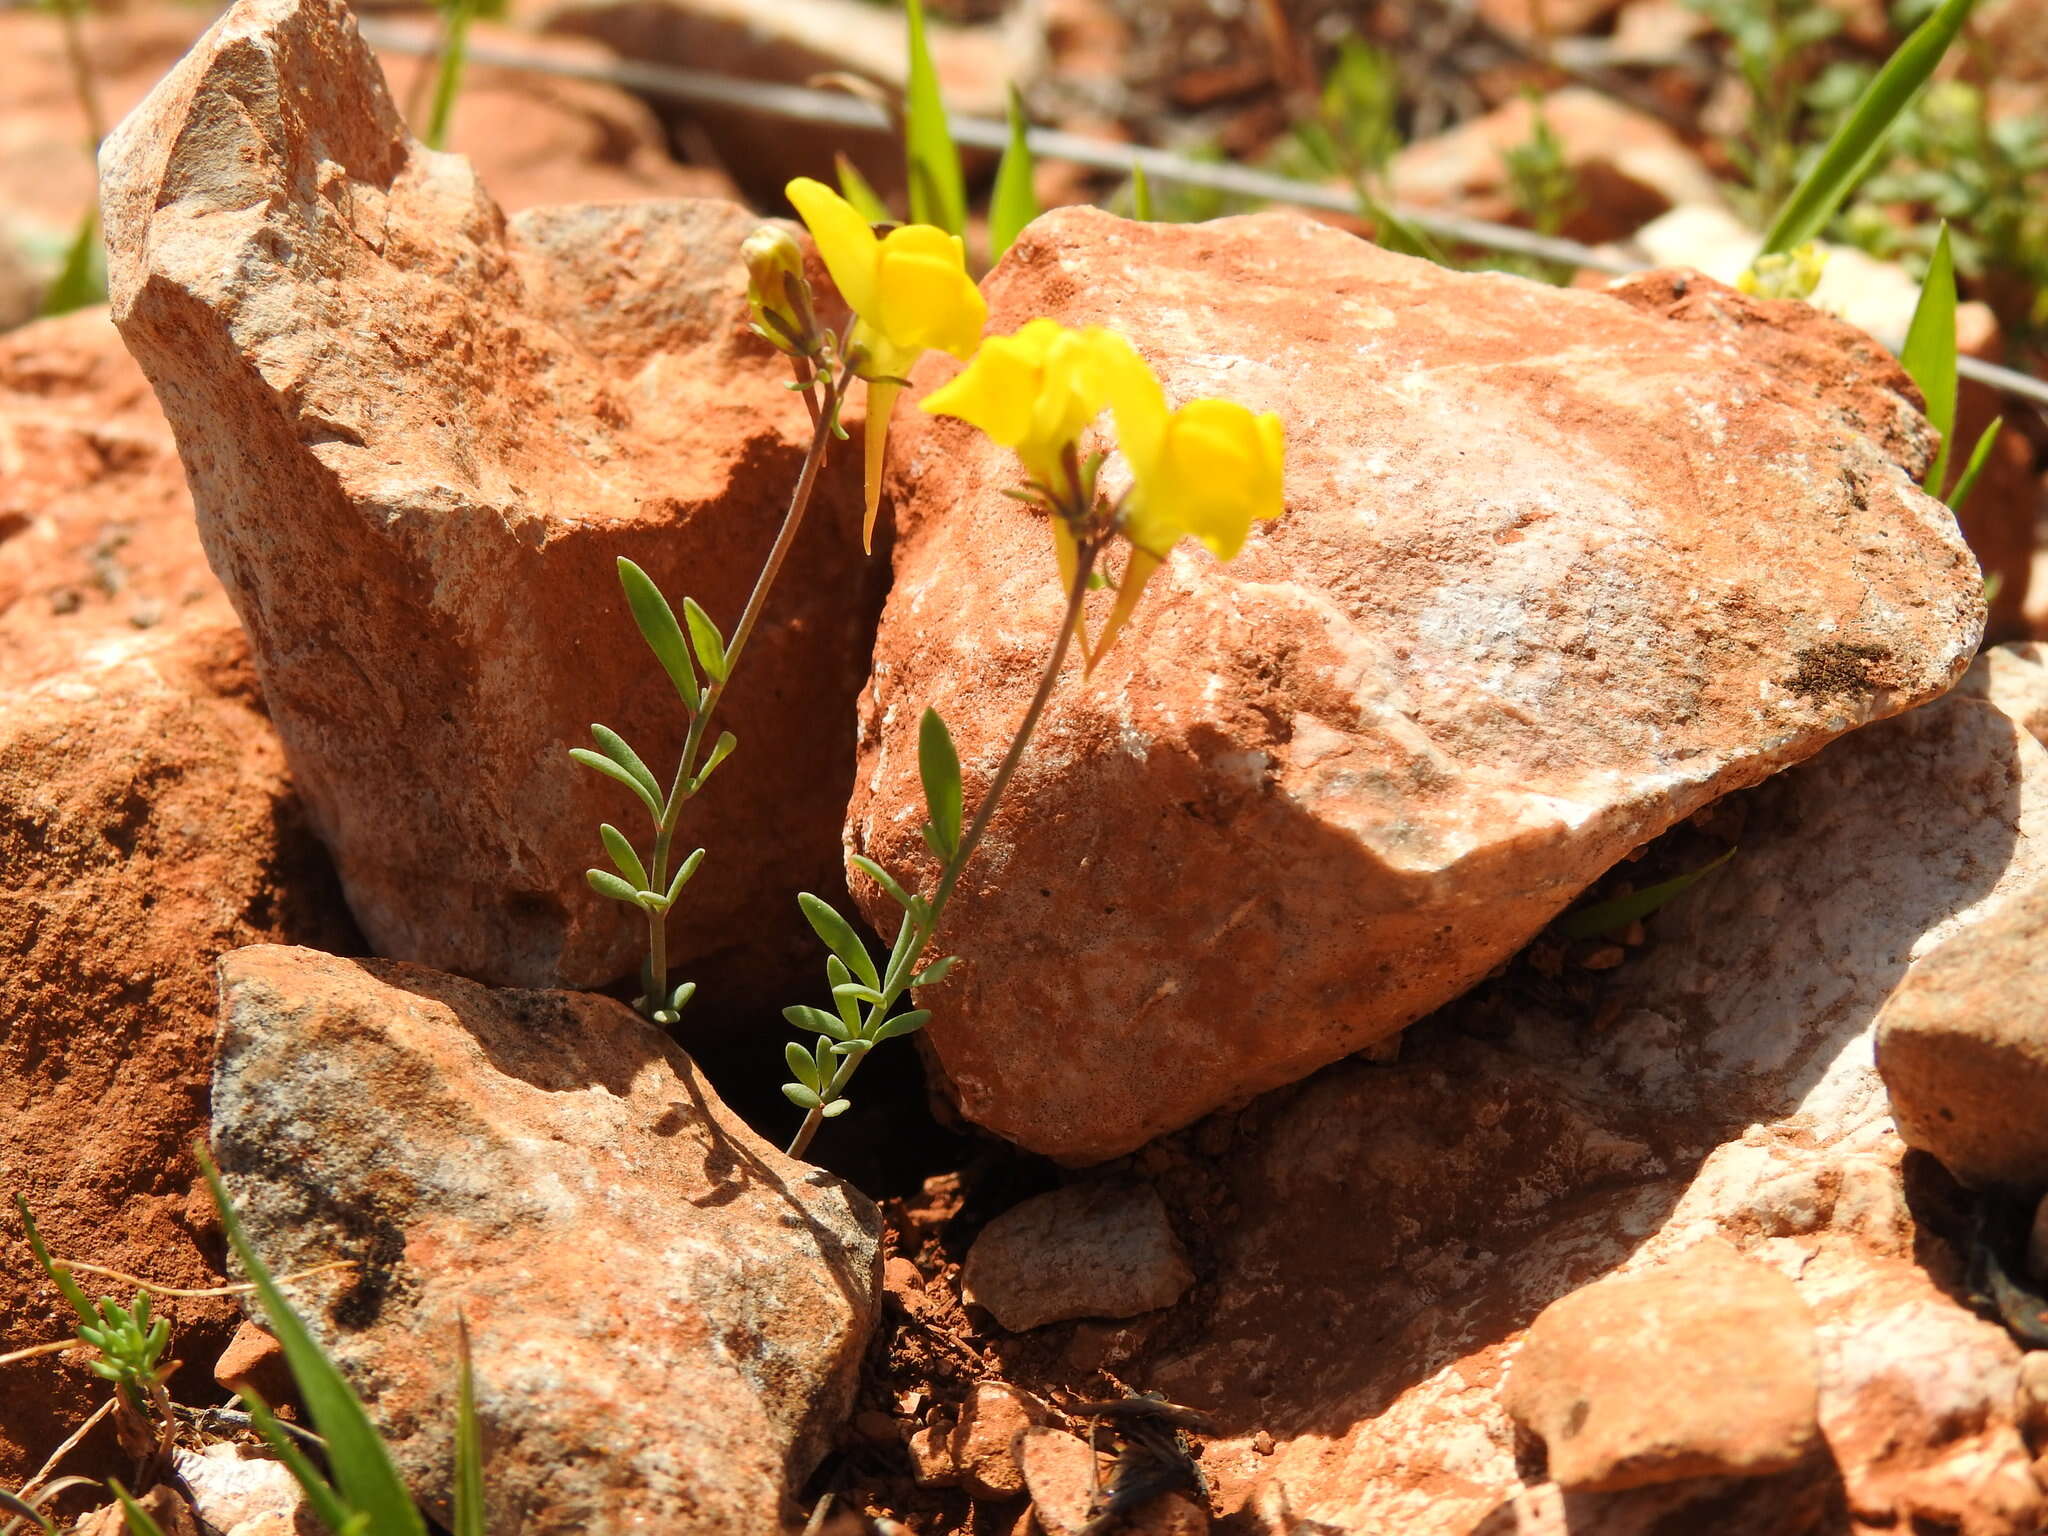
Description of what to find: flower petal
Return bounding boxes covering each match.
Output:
[872,232,986,358]
[786,177,879,318]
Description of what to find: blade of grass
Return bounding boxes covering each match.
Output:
[1558,847,1737,940]
[903,0,964,234]
[1946,415,2003,514]
[1901,223,1958,497]
[108,1483,168,1536]
[423,0,478,150]
[834,152,892,225]
[452,1317,485,1536]
[1758,0,1975,256]
[988,85,1039,262]
[1130,161,1155,221]
[237,1388,357,1535]
[196,1144,428,1536]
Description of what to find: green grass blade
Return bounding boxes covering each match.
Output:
[989,86,1040,262]
[1758,0,1975,255]
[1900,222,1958,495]
[0,1488,58,1536]
[452,1317,485,1536]
[38,204,104,319]
[1130,161,1155,222]
[1946,415,2003,514]
[903,0,965,234]
[238,1387,357,1534]
[423,0,479,151]
[109,1482,169,1536]
[196,1144,429,1536]
[1558,847,1738,940]
[835,153,892,225]
[14,1196,97,1327]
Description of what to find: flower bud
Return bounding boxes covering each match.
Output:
[742,225,814,355]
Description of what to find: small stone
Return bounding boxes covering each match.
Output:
[946,1382,1046,1501]
[1018,1427,1208,1536]
[172,1443,313,1536]
[211,1321,292,1409]
[1504,1241,1821,1492]
[962,1184,1193,1332]
[1252,1430,1275,1456]
[906,1421,957,1488]
[1876,875,2048,1187]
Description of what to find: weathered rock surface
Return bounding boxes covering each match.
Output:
[0,619,350,1486]
[173,1442,318,1536]
[962,1182,1193,1331]
[1876,875,2048,1188]
[211,945,882,1535]
[1017,1426,1209,1536]
[946,1382,1047,1500]
[857,205,1981,1163]
[1006,685,2048,1534]
[1957,641,2048,747]
[1504,1240,1821,1491]
[103,0,882,991]
[1389,87,1725,244]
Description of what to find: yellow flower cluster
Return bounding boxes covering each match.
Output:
[782,179,1285,660]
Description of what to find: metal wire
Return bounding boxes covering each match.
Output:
[360,18,2048,411]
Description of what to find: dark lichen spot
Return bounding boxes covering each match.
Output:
[1785,641,1897,700]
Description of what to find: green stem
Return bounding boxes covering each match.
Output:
[424,0,478,151]
[785,536,1099,1160]
[639,364,846,1018]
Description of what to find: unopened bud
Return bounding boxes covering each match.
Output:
[742,225,814,355]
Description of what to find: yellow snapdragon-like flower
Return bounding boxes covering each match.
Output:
[785,177,987,550]
[920,319,1123,489]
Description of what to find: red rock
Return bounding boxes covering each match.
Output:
[1389,87,1726,244]
[172,1443,315,1536]
[211,945,881,1535]
[211,1320,293,1408]
[946,1382,1046,1500]
[1504,1240,1821,1491]
[857,206,1980,1164]
[1017,1426,1207,1536]
[961,1183,1193,1332]
[102,0,884,991]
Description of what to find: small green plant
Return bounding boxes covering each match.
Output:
[1900,221,2004,511]
[35,0,108,317]
[903,0,966,237]
[988,86,1042,263]
[1498,97,1583,284]
[1687,0,1844,219]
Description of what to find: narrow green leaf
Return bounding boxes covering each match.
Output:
[989,86,1040,262]
[424,0,479,151]
[616,559,700,712]
[1947,416,2004,514]
[850,855,921,914]
[832,981,888,1007]
[881,908,922,995]
[452,1318,485,1536]
[903,0,966,234]
[667,981,697,1016]
[584,868,642,905]
[786,1040,821,1090]
[109,1483,170,1536]
[798,893,881,990]
[912,955,957,988]
[569,749,662,821]
[680,597,730,684]
[197,1145,430,1536]
[239,1386,354,1534]
[665,847,707,903]
[693,732,738,790]
[14,1197,96,1327]
[38,204,104,318]
[1758,0,1976,256]
[825,955,862,1033]
[588,725,661,803]
[821,1098,853,1119]
[785,1004,852,1041]
[0,1488,57,1536]
[1901,223,1958,496]
[873,1008,932,1043]
[1557,847,1738,941]
[782,1082,823,1110]
[599,825,649,889]
[918,708,963,857]
[921,824,952,862]
[1130,161,1155,222]
[836,152,892,224]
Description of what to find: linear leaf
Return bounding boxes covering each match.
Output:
[424,0,479,150]
[679,597,729,684]
[588,725,661,803]
[989,86,1040,262]
[832,981,887,1007]
[239,1386,354,1534]
[799,893,881,990]
[599,824,648,889]
[666,847,707,903]
[836,151,892,223]
[903,0,965,234]
[786,1040,821,1090]
[616,559,700,712]
[198,1144,430,1536]
[585,868,641,905]
[912,955,957,988]
[1130,161,1155,222]
[1557,847,1738,941]
[1947,416,2004,514]
[15,1196,97,1326]
[850,854,921,914]
[825,955,861,1033]
[693,732,738,790]
[39,204,104,318]
[785,1004,852,1041]
[873,1008,931,1043]
[569,749,662,821]
[782,1082,823,1110]
[1758,0,1975,255]
[110,1483,171,1536]
[919,708,962,857]
[452,1317,485,1536]
[1901,222,1958,496]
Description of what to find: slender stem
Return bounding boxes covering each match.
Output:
[785,537,1099,1160]
[55,0,106,153]
[639,363,847,1017]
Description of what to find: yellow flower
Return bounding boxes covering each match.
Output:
[920,319,1122,490]
[786,177,987,549]
[1090,335,1285,667]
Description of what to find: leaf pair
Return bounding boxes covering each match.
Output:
[616,558,731,715]
[585,843,705,915]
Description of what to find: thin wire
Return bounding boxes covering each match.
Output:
[358,18,2048,411]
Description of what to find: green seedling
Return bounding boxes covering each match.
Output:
[15,1198,168,1417]
[1900,221,2005,508]
[904,0,965,236]
[1278,35,1443,263]
[1688,0,1843,219]
[989,86,1041,263]
[1498,97,1583,284]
